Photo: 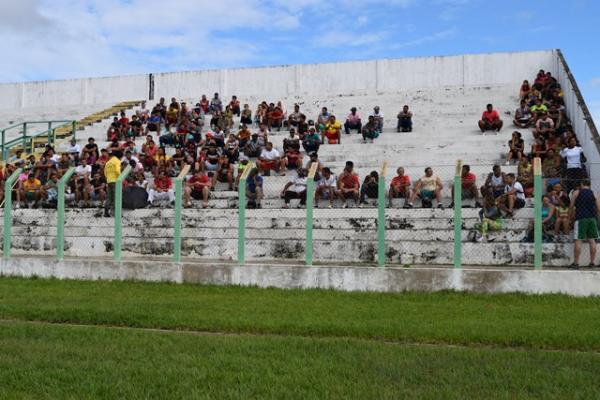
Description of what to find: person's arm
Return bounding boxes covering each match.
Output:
[542,205,555,224]
[282,181,292,194]
[436,177,443,190]
[569,190,579,220]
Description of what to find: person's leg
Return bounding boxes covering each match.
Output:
[507,194,515,213]
[284,190,295,205]
[344,121,350,135]
[589,239,597,266]
[148,189,156,204]
[256,187,263,206]
[202,187,210,208]
[359,185,367,203]
[435,188,443,206]
[184,187,191,206]
[353,190,360,205]
[478,120,486,132]
[574,239,582,266]
[168,189,175,203]
[299,190,307,205]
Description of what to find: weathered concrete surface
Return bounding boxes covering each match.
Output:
[1,257,599,297]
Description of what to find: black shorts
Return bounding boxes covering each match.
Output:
[191,189,205,200]
[342,191,356,199]
[515,198,526,209]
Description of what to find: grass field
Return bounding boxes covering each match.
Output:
[1,277,599,399]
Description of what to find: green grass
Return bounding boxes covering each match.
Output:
[0,277,600,351]
[1,321,599,399]
[1,277,600,398]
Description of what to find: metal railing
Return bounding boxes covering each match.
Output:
[1,120,77,161]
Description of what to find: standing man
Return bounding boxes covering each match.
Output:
[104,150,122,217]
[569,179,600,269]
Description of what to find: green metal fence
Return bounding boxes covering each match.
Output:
[1,159,548,268]
[1,120,76,161]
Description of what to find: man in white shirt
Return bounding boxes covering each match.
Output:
[257,142,283,176]
[560,137,587,194]
[281,168,308,208]
[67,139,81,162]
[499,173,525,217]
[315,167,336,208]
[74,158,92,207]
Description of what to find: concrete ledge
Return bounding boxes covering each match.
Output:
[1,257,600,297]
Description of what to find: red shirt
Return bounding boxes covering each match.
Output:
[119,117,129,126]
[188,175,209,190]
[391,175,410,188]
[481,110,499,122]
[154,176,172,191]
[340,173,359,190]
[461,172,476,189]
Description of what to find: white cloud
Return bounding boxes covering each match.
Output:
[314,31,389,48]
[390,27,457,49]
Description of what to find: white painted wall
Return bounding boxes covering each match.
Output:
[0,50,556,110]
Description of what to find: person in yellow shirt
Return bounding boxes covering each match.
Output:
[103,150,122,217]
[323,115,341,145]
[20,173,42,208]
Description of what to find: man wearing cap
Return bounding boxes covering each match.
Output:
[373,106,384,131]
[303,127,321,154]
[104,150,122,217]
[344,107,362,135]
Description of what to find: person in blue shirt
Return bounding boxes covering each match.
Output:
[246,168,263,208]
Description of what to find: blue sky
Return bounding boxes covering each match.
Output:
[1,0,598,123]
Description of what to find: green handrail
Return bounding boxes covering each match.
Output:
[56,167,76,260]
[453,160,463,269]
[533,157,542,269]
[113,165,132,261]
[3,168,23,259]
[1,120,76,161]
[377,162,388,267]
[173,165,191,262]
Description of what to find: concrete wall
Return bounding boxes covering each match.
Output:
[2,257,600,297]
[0,50,556,110]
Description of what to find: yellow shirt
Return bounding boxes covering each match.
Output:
[325,121,341,133]
[23,179,41,192]
[420,175,437,192]
[104,156,121,184]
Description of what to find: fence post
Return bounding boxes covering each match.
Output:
[22,123,27,150]
[453,160,463,269]
[56,167,75,260]
[113,165,132,261]
[306,162,318,266]
[72,121,77,142]
[3,168,22,260]
[173,165,190,262]
[378,161,388,267]
[1,130,5,161]
[533,157,542,270]
[47,122,52,146]
[238,163,253,265]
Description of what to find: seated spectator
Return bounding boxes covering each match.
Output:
[268,106,285,131]
[389,167,412,207]
[344,107,362,134]
[478,103,503,133]
[229,95,240,116]
[542,148,561,183]
[283,144,303,172]
[549,183,567,206]
[40,173,59,207]
[283,129,301,153]
[256,123,269,147]
[337,161,360,208]
[362,115,380,143]
[223,105,235,132]
[323,115,341,144]
[517,157,534,197]
[281,168,308,208]
[396,105,413,132]
[297,115,309,139]
[287,104,305,129]
[481,165,506,199]
[473,195,503,242]
[315,167,336,208]
[506,131,525,165]
[199,95,210,114]
[407,167,443,209]
[246,168,263,208]
[89,171,106,208]
[372,106,384,131]
[145,111,162,135]
[203,143,221,174]
[547,104,564,133]
[148,170,175,206]
[210,93,222,113]
[530,98,548,120]
[237,124,252,148]
[450,164,481,208]
[553,195,571,242]
[215,156,234,191]
[67,139,81,163]
[74,158,92,207]
[302,127,321,154]
[235,155,250,190]
[57,153,73,177]
[224,134,240,164]
[316,107,331,133]
[34,154,55,184]
[359,171,379,207]
[530,137,547,160]
[185,170,211,208]
[240,104,252,125]
[514,100,533,128]
[153,147,172,174]
[20,173,42,208]
[520,80,532,100]
[534,112,555,139]
[244,133,262,158]
[257,142,283,176]
[497,173,525,217]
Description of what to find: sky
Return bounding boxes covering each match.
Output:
[0,0,598,124]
